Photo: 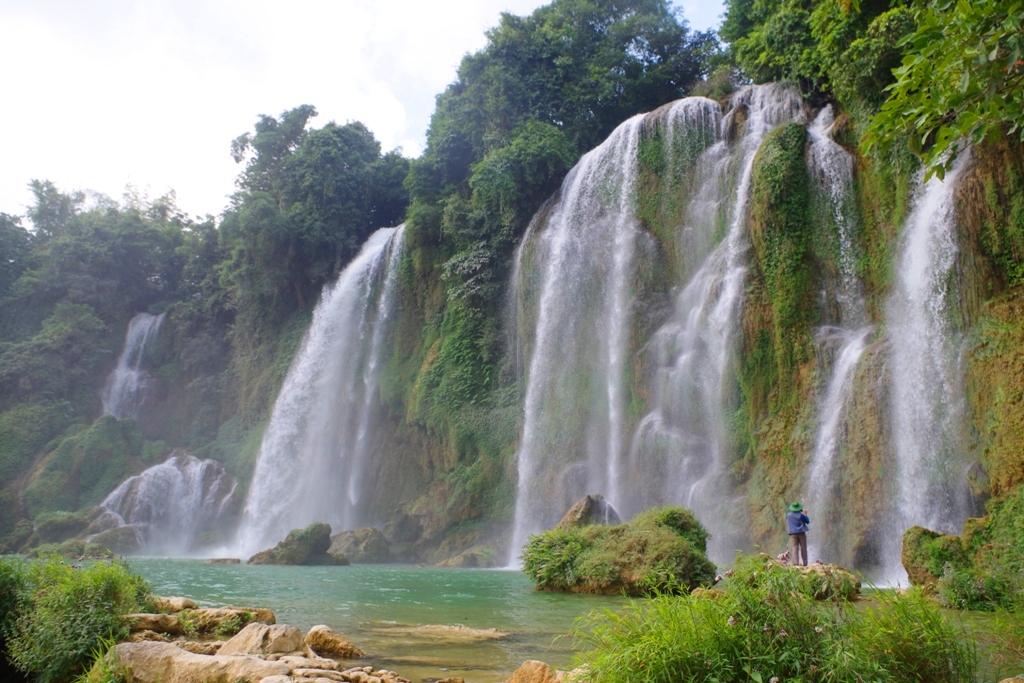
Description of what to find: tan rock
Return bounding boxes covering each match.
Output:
[114,641,289,683]
[292,669,347,681]
[258,677,292,683]
[219,623,304,655]
[998,678,1024,683]
[225,606,277,624]
[129,629,170,642]
[176,640,225,655]
[304,624,365,658]
[152,595,198,613]
[126,613,182,635]
[182,606,276,634]
[506,660,574,683]
[279,655,338,671]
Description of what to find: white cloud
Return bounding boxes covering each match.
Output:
[0,0,722,219]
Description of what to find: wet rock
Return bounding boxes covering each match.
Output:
[555,495,620,529]
[114,641,289,682]
[88,525,144,554]
[383,513,421,545]
[248,523,347,565]
[207,557,242,564]
[370,623,509,643]
[305,624,365,658]
[152,595,198,613]
[219,623,304,655]
[328,528,390,563]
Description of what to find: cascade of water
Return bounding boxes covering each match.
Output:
[625,85,805,563]
[508,85,804,565]
[96,452,237,554]
[236,226,405,556]
[802,106,872,563]
[102,312,165,418]
[883,152,973,581]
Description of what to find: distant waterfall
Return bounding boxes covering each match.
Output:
[237,225,405,556]
[803,106,872,563]
[883,152,973,581]
[96,452,237,554]
[508,85,805,564]
[102,312,165,418]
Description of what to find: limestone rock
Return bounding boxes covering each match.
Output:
[219,622,304,655]
[129,629,170,642]
[114,641,290,683]
[436,545,496,568]
[88,525,144,554]
[305,624,365,658]
[383,513,421,544]
[506,660,574,683]
[207,557,242,564]
[126,612,183,635]
[555,495,620,529]
[279,654,338,670]
[178,606,275,635]
[152,595,198,613]
[259,677,293,683]
[176,640,225,655]
[997,677,1024,683]
[248,523,348,565]
[328,528,390,563]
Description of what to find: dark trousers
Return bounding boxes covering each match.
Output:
[789,532,808,566]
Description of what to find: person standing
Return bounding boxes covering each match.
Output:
[786,502,811,566]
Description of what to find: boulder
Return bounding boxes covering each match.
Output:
[248,523,347,565]
[901,525,968,587]
[218,622,303,655]
[88,524,144,554]
[177,607,275,635]
[113,641,290,683]
[436,545,496,568]
[126,612,183,635]
[555,495,620,529]
[152,595,198,613]
[304,624,365,658]
[176,640,225,655]
[506,660,575,683]
[129,630,170,642]
[328,528,390,563]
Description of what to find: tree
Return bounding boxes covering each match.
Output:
[0,214,31,296]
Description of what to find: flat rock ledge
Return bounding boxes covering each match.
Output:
[114,641,409,683]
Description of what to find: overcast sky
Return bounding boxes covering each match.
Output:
[0,0,724,220]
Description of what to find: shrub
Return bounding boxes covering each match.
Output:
[522,506,715,595]
[728,553,861,602]
[6,558,150,683]
[575,557,976,683]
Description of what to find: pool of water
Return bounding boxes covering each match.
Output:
[129,560,629,682]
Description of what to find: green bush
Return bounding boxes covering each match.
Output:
[522,506,715,595]
[727,553,861,602]
[5,558,150,683]
[575,559,976,683]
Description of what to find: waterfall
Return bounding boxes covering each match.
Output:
[102,312,165,418]
[508,85,805,564]
[883,152,973,581]
[96,452,238,555]
[803,106,872,563]
[237,225,405,556]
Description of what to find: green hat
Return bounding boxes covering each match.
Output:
[788,502,803,512]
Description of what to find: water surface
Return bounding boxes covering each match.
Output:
[130,560,629,682]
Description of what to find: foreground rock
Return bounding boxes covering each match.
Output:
[305,624,365,658]
[328,528,391,563]
[218,623,303,655]
[126,606,276,636]
[152,596,198,613]
[113,639,410,683]
[506,660,582,683]
[249,523,349,565]
[555,494,620,529]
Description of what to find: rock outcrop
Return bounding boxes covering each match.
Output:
[126,606,275,637]
[328,528,390,563]
[218,623,303,655]
[304,624,365,658]
[152,596,198,613]
[555,495,620,529]
[114,641,290,683]
[506,660,580,683]
[435,545,496,568]
[248,523,348,565]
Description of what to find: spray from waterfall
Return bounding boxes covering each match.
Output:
[102,312,165,418]
[96,452,237,555]
[883,152,973,582]
[508,85,805,565]
[236,225,405,556]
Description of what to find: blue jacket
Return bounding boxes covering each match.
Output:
[786,511,810,535]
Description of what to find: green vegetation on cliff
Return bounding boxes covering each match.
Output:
[522,507,715,595]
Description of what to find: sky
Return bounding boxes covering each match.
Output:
[0,0,724,220]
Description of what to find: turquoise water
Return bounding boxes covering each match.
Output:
[129,560,629,682]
